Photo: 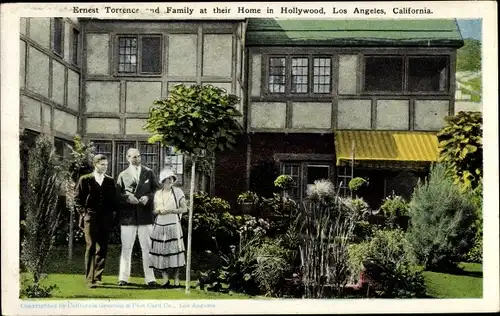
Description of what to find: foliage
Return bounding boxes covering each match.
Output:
[20,275,59,298]
[197,235,261,295]
[465,181,483,263]
[347,229,426,298]
[299,182,358,298]
[273,174,295,191]
[144,84,243,158]
[237,191,259,204]
[380,193,410,229]
[306,179,336,203]
[456,39,481,72]
[20,135,68,286]
[407,164,477,272]
[253,238,294,297]
[341,197,373,242]
[464,237,482,263]
[348,177,368,193]
[438,111,482,191]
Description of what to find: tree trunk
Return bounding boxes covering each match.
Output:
[68,206,74,263]
[185,159,196,294]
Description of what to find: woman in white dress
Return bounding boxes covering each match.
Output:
[149,168,187,288]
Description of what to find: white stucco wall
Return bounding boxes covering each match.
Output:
[291,102,332,129]
[86,34,109,75]
[20,18,27,36]
[20,40,26,88]
[27,47,50,97]
[85,81,120,112]
[21,95,41,126]
[338,55,358,95]
[53,109,77,135]
[167,34,198,77]
[126,81,162,113]
[67,69,80,111]
[86,118,120,134]
[251,54,261,97]
[29,18,51,49]
[203,34,233,77]
[125,118,148,135]
[43,104,52,131]
[52,60,66,105]
[414,100,449,131]
[250,102,286,129]
[337,99,372,129]
[376,100,409,130]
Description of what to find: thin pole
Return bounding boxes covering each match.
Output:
[350,140,355,198]
[185,158,196,294]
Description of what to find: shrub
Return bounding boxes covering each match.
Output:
[274,174,295,191]
[342,197,373,242]
[407,163,476,272]
[348,177,368,193]
[20,135,68,288]
[20,275,59,298]
[253,238,293,297]
[237,191,259,204]
[465,182,483,263]
[347,229,426,298]
[380,194,410,229]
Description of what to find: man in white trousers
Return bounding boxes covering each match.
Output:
[116,148,159,287]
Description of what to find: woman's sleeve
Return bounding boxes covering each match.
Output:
[153,190,161,211]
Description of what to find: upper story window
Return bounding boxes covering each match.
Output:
[52,18,64,56]
[72,28,80,65]
[363,55,449,93]
[117,35,162,75]
[267,55,332,95]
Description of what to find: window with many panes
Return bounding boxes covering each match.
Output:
[268,57,286,93]
[117,35,162,75]
[282,163,301,199]
[91,140,183,182]
[267,55,332,95]
[52,18,63,56]
[313,57,332,93]
[363,55,449,93]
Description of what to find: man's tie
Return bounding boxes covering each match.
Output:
[135,166,140,182]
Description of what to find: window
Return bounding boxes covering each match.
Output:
[267,55,332,95]
[164,147,184,185]
[282,163,301,199]
[408,57,448,92]
[291,58,308,93]
[52,18,63,56]
[117,35,162,74]
[72,28,79,65]
[364,56,404,92]
[313,57,331,93]
[54,138,73,159]
[306,165,330,193]
[363,55,450,93]
[91,140,180,179]
[268,57,286,93]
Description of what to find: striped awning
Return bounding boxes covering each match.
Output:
[335,131,439,166]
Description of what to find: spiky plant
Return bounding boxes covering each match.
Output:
[20,135,68,288]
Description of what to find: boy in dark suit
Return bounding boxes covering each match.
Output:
[74,154,117,288]
[116,148,159,287]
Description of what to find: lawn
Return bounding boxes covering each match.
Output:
[21,245,483,299]
[20,244,254,300]
[423,262,483,298]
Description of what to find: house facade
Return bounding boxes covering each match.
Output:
[19,18,464,208]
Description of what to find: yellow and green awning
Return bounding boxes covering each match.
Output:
[335,131,439,166]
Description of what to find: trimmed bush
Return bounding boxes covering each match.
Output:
[407,164,476,272]
[347,229,426,298]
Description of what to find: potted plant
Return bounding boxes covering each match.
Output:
[237,191,259,214]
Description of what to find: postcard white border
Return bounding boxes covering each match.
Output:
[1,1,498,315]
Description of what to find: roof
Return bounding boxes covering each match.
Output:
[246,19,464,47]
[335,130,439,166]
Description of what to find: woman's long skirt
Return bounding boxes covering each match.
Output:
[149,221,186,270]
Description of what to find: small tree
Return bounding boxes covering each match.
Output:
[63,135,96,262]
[20,135,68,296]
[407,163,476,272]
[438,111,482,191]
[144,84,243,293]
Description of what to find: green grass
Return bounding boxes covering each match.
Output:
[21,245,253,300]
[423,262,483,298]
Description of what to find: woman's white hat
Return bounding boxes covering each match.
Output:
[159,168,177,183]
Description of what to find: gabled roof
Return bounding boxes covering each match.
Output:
[246,19,464,47]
